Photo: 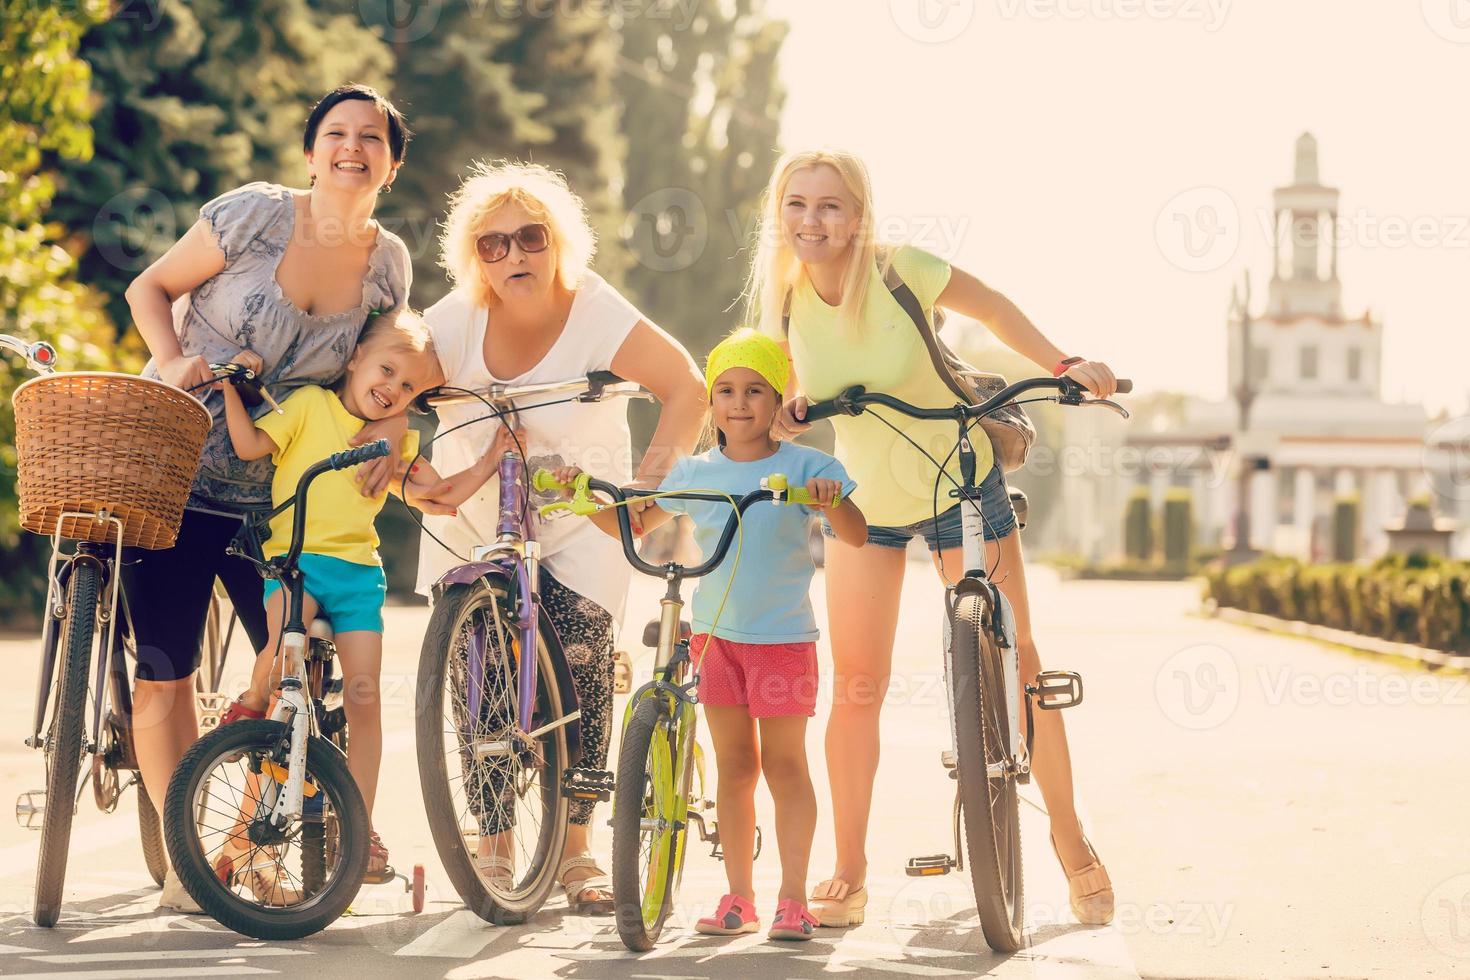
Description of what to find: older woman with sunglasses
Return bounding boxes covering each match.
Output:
[414,161,705,914]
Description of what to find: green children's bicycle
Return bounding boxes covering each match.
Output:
[533,469,829,950]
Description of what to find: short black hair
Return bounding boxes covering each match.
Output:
[303,84,410,163]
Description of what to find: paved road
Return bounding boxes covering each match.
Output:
[0,562,1465,979]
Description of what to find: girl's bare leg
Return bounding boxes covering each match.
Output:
[704,704,761,901]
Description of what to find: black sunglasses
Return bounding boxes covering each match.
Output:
[476,223,550,263]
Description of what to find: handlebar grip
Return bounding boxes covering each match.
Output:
[1115,379,1133,394]
[800,400,845,422]
[531,468,569,493]
[586,370,626,386]
[329,438,392,470]
[786,486,843,508]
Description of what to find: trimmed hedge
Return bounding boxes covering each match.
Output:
[1205,553,1470,652]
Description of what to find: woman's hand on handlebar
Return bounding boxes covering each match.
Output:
[1061,359,1119,399]
[774,395,811,440]
[159,354,215,393]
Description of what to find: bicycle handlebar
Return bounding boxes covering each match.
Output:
[532,470,782,580]
[803,376,1132,423]
[275,439,391,568]
[328,438,392,472]
[0,335,58,375]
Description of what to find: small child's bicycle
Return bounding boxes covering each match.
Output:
[160,433,425,939]
[533,469,830,951]
[803,374,1130,952]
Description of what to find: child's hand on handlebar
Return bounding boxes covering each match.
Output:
[773,396,811,441]
[229,350,264,375]
[804,477,844,510]
[549,464,583,494]
[625,475,664,536]
[1061,360,1119,400]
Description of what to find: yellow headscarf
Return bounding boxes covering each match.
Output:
[703,329,790,397]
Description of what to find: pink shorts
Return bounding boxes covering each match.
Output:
[691,634,819,718]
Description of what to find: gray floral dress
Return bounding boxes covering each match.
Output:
[142,181,413,510]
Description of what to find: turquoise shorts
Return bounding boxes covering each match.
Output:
[262,553,386,634]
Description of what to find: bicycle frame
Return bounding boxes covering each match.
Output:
[432,452,585,761]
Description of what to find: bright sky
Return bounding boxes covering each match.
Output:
[771,0,1470,414]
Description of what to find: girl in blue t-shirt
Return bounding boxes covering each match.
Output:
[560,329,866,940]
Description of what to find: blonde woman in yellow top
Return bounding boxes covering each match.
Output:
[750,148,1120,928]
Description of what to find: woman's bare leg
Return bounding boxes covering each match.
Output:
[933,531,1093,872]
[133,678,200,812]
[822,538,908,888]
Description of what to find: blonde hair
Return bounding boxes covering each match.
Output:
[439,160,596,310]
[743,148,880,338]
[357,307,434,356]
[353,308,442,385]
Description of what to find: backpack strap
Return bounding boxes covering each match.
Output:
[881,256,974,405]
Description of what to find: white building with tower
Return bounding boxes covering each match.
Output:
[1048,133,1442,562]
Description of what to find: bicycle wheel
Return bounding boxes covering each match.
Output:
[33,561,101,927]
[951,586,1024,952]
[611,695,685,951]
[163,718,368,940]
[417,578,569,925]
[138,782,168,887]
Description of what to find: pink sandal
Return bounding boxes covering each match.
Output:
[695,893,759,936]
[768,898,820,941]
[220,698,265,726]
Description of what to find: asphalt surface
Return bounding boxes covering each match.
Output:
[0,563,1465,979]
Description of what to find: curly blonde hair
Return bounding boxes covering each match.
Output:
[439,160,597,309]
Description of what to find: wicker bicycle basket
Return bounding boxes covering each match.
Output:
[12,372,211,550]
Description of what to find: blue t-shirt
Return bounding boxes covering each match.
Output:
[656,441,857,643]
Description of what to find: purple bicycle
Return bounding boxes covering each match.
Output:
[414,372,649,924]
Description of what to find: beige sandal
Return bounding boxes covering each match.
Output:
[477,852,515,892]
[558,854,614,916]
[1051,834,1114,925]
[809,878,867,927]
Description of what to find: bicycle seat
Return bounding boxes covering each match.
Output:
[309,617,334,643]
[642,618,691,648]
[1008,488,1029,531]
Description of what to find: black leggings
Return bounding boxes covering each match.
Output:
[121,507,270,683]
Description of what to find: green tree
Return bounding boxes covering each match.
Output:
[0,0,116,622]
[360,0,625,306]
[49,0,394,332]
[615,0,787,356]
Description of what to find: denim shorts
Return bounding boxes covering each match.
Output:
[262,552,387,634]
[823,464,1017,552]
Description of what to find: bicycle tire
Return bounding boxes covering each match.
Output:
[952,586,1024,952]
[611,695,683,951]
[163,718,368,940]
[33,561,100,928]
[138,781,168,887]
[417,579,569,926]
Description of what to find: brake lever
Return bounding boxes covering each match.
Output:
[1080,398,1130,419]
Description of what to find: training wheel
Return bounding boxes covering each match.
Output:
[411,864,426,913]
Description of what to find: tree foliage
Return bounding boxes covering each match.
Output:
[49,0,395,331]
[0,0,115,619]
[615,0,786,356]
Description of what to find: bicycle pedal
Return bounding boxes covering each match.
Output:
[1033,670,1084,710]
[561,768,614,802]
[613,649,632,695]
[15,790,45,830]
[940,750,957,769]
[906,854,955,877]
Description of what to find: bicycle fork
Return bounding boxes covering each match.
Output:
[265,628,312,828]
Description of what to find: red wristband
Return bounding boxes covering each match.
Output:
[1053,356,1085,377]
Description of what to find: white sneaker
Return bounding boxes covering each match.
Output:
[157,868,204,914]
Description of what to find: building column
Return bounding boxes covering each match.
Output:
[1368,469,1399,557]
[1293,466,1316,559]
[1251,468,1276,551]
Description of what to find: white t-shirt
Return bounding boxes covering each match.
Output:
[415,272,643,624]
